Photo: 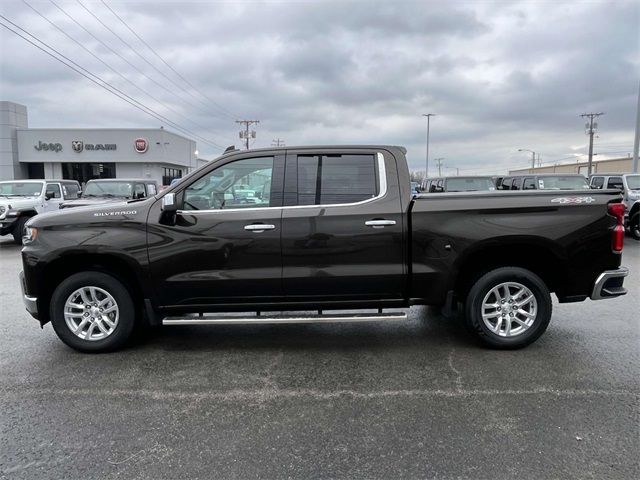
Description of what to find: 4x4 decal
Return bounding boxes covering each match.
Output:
[551,197,596,204]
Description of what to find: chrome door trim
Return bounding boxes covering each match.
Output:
[176,152,388,215]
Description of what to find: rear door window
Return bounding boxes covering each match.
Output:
[591,177,604,189]
[607,177,624,190]
[523,177,536,190]
[296,154,378,205]
[62,183,80,199]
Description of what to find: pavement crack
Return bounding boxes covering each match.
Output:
[4,386,637,403]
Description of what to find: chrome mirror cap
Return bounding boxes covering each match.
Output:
[162,193,177,212]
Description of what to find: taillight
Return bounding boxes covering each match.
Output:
[608,202,625,253]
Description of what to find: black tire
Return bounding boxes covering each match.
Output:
[630,212,640,241]
[50,272,136,353]
[464,267,552,349]
[11,216,28,244]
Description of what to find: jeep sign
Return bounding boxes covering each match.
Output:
[34,141,62,152]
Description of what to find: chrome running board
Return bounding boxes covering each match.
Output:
[162,312,407,326]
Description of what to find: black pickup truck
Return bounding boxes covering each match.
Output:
[20,146,629,352]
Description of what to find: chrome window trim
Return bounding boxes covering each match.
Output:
[177,152,387,215]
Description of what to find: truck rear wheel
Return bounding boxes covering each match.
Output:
[50,272,135,352]
[630,211,640,240]
[464,267,552,349]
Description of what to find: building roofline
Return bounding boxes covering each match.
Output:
[16,127,196,142]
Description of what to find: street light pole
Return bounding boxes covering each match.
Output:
[422,114,435,179]
[518,148,536,173]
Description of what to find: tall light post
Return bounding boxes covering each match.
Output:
[631,82,638,173]
[422,113,435,178]
[518,148,536,173]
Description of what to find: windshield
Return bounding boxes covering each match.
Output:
[627,175,640,190]
[537,176,589,190]
[83,181,134,198]
[445,177,495,192]
[0,181,44,197]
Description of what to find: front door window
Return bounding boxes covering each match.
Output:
[183,157,274,210]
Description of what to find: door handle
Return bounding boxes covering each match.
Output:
[244,224,275,232]
[365,220,396,228]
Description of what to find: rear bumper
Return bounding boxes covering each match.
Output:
[19,271,39,319]
[590,267,629,300]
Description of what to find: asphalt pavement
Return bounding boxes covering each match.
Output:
[0,237,638,479]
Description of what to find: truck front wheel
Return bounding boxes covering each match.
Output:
[50,272,136,352]
[464,267,552,349]
[11,217,28,244]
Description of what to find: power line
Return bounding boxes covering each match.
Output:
[23,0,220,144]
[76,0,233,122]
[56,0,208,120]
[99,0,238,120]
[0,15,222,149]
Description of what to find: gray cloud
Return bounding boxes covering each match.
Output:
[0,0,637,174]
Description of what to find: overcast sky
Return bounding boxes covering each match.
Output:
[1,0,638,174]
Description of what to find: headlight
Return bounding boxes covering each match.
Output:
[23,226,38,245]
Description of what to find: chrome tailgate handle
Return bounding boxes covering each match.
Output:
[244,224,275,232]
[365,219,396,228]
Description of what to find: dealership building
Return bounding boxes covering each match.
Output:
[1,101,205,186]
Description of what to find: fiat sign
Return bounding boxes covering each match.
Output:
[134,137,148,153]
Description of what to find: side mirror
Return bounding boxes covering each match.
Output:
[45,191,54,200]
[162,192,178,212]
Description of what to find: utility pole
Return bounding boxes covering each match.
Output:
[434,157,444,176]
[271,138,285,147]
[422,113,435,178]
[518,148,536,173]
[580,112,604,176]
[236,120,259,150]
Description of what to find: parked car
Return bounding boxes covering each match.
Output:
[425,176,495,193]
[499,174,589,191]
[59,178,158,208]
[589,173,640,240]
[0,179,81,244]
[410,182,421,195]
[20,145,628,352]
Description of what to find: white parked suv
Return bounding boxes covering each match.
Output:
[589,173,640,240]
[0,179,81,244]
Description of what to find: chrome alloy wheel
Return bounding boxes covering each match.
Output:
[64,286,119,341]
[481,282,537,337]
